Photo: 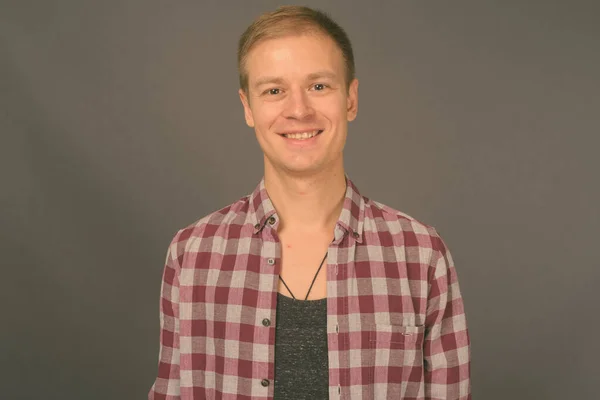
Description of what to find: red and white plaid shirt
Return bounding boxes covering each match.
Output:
[148,175,471,399]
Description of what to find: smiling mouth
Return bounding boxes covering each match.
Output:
[280,130,323,139]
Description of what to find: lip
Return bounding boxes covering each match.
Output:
[277,129,323,136]
[279,129,324,146]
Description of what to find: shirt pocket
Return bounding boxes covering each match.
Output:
[368,324,426,396]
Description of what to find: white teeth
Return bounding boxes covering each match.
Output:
[283,130,320,140]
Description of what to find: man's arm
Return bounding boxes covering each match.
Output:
[148,239,181,400]
[424,230,471,399]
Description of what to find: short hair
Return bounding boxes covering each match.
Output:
[237,5,355,95]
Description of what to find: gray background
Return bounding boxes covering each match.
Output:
[2,1,599,399]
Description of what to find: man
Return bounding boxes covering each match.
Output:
[149,5,470,400]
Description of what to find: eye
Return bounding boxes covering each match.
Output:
[267,88,280,95]
[312,83,327,91]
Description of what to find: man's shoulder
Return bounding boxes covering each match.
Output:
[364,198,451,259]
[366,197,433,230]
[364,198,442,243]
[169,194,253,247]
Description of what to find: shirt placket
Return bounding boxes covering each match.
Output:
[329,223,354,399]
[257,214,280,398]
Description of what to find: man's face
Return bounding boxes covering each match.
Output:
[239,32,358,176]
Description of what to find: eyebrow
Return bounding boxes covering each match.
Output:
[306,71,337,81]
[252,70,338,89]
[253,76,286,89]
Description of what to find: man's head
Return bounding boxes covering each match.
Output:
[238,6,359,176]
[238,6,356,97]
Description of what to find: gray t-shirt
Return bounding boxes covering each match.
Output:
[273,292,329,399]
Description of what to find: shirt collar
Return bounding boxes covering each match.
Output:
[249,173,365,244]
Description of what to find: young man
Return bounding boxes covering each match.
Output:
[149,6,470,400]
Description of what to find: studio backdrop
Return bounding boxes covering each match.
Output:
[2,1,599,399]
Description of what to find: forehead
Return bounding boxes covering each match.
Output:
[245,33,344,83]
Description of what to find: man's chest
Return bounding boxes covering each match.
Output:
[277,232,333,300]
[178,232,429,325]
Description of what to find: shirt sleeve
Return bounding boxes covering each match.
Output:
[424,229,471,399]
[148,237,182,400]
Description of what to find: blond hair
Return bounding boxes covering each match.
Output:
[237,5,355,95]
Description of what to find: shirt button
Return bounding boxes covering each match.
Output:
[261,378,270,387]
[352,231,359,238]
[267,258,275,265]
[254,223,260,229]
[268,216,276,225]
[262,318,271,327]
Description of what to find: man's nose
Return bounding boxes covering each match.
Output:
[282,89,315,119]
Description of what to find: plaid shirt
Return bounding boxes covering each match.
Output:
[148,175,471,399]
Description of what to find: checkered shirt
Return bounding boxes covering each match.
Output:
[148,175,471,399]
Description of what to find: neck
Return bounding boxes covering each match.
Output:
[263,163,347,235]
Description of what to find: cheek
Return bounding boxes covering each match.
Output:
[253,104,281,129]
[321,98,347,121]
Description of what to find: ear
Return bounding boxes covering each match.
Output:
[238,89,255,128]
[346,78,359,122]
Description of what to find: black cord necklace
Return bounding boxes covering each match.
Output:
[279,252,328,300]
